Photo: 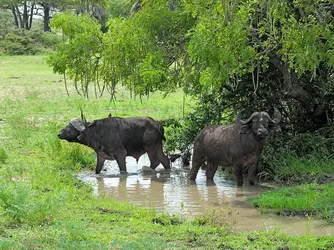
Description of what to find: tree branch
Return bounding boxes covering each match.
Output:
[269,54,310,105]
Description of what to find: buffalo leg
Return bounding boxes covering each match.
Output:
[95,154,106,174]
[157,146,170,169]
[115,154,127,173]
[147,151,160,170]
[234,165,243,186]
[190,155,205,180]
[248,164,258,185]
[206,162,218,180]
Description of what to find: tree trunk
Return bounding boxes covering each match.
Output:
[23,1,28,29]
[11,6,19,27]
[28,3,35,30]
[14,5,23,28]
[43,5,51,32]
[269,55,309,106]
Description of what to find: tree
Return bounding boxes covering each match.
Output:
[0,0,108,32]
[0,0,35,29]
[184,0,333,132]
[48,0,334,135]
[48,0,195,99]
[48,12,103,97]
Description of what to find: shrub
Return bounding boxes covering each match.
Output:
[0,23,62,55]
[0,9,15,37]
[39,32,63,48]
[0,33,38,55]
[164,92,234,153]
[260,129,334,184]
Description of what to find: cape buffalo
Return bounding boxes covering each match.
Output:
[189,109,281,186]
[58,113,170,174]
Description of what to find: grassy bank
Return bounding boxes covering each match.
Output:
[0,55,334,249]
[251,183,334,223]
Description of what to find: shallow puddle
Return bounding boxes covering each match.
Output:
[79,155,333,236]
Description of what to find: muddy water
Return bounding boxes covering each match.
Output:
[79,155,333,236]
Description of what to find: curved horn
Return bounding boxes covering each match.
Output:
[268,108,282,124]
[237,110,259,125]
[70,118,85,132]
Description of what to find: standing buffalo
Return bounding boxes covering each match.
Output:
[190,109,281,186]
[58,113,170,174]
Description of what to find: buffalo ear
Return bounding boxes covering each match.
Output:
[240,124,252,134]
[269,124,281,133]
[108,113,112,118]
[88,120,96,128]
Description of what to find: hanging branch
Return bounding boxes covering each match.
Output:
[63,72,70,96]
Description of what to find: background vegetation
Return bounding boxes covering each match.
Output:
[43,0,334,186]
[0,55,333,249]
[0,0,334,248]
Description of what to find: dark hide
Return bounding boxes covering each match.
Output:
[189,110,281,186]
[58,115,170,174]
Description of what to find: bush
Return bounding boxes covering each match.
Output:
[0,10,15,37]
[164,92,234,153]
[39,32,63,48]
[0,32,38,55]
[260,129,334,184]
[0,24,62,55]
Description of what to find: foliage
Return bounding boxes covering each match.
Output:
[0,22,62,55]
[48,1,195,99]
[184,0,334,133]
[259,130,334,184]
[164,92,234,153]
[0,9,14,36]
[0,33,37,55]
[48,12,104,98]
[48,1,334,160]
[107,0,132,18]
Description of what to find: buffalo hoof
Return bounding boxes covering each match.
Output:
[141,166,156,175]
[189,174,197,181]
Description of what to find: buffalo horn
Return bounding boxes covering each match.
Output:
[70,118,85,132]
[237,110,259,125]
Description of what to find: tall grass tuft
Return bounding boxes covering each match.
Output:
[260,132,334,184]
[0,180,67,226]
[0,147,8,164]
[193,203,237,229]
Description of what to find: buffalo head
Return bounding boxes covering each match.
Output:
[58,109,90,142]
[237,108,281,138]
[57,118,86,142]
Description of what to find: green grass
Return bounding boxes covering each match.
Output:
[260,154,334,185]
[251,183,334,223]
[0,55,334,249]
